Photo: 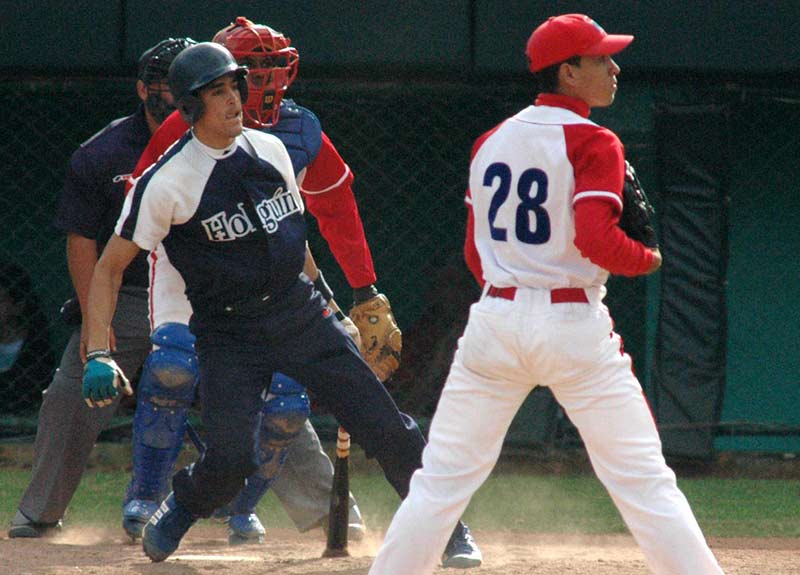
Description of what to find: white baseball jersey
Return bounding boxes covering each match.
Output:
[467,104,622,290]
[370,96,724,575]
[117,128,302,316]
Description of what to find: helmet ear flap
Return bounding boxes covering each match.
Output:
[237,74,249,105]
[178,94,203,124]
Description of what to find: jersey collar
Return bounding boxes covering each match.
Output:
[190,129,239,159]
[534,93,590,118]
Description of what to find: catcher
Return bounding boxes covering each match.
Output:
[120,17,478,568]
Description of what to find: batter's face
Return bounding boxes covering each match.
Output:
[194,73,244,149]
[562,55,621,108]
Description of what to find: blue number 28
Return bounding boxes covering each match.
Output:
[484,162,550,244]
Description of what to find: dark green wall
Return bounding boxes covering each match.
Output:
[716,96,800,453]
[3,2,799,74]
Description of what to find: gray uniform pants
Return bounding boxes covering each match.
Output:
[17,288,152,523]
[17,288,358,529]
[275,419,361,531]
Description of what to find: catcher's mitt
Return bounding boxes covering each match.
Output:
[619,161,658,248]
[349,294,402,382]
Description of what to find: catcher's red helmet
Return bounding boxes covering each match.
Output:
[213,17,299,128]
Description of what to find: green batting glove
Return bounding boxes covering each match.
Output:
[82,351,132,408]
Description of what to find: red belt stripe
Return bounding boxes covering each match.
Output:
[486,285,588,304]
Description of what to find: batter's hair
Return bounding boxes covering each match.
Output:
[531,55,582,94]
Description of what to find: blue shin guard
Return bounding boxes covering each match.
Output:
[123,323,198,540]
[224,373,310,544]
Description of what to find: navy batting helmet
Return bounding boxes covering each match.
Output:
[168,42,249,124]
[138,37,196,123]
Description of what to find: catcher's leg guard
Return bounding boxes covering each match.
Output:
[123,323,198,540]
[225,373,310,544]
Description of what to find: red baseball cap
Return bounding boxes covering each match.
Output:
[526,14,633,72]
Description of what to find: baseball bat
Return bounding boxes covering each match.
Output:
[322,425,351,557]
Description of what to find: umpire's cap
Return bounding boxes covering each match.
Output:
[168,42,248,124]
[526,14,633,72]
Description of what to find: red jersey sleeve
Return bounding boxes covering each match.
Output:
[463,189,484,288]
[125,110,190,194]
[302,132,377,288]
[565,124,625,209]
[462,123,503,288]
[573,199,654,276]
[566,125,654,276]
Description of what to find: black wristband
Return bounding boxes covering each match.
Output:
[86,349,111,361]
[335,310,346,321]
[313,270,334,302]
[352,284,378,305]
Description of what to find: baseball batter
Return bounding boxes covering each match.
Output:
[123,18,481,567]
[121,18,374,545]
[369,14,725,575]
[80,42,475,564]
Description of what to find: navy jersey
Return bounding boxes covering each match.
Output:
[117,128,304,314]
[53,104,151,288]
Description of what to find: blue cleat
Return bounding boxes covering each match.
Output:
[142,493,197,562]
[227,513,266,545]
[122,499,159,541]
[441,521,482,569]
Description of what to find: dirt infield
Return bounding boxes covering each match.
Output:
[1,525,798,574]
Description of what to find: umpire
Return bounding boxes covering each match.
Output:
[8,38,193,538]
[81,42,448,563]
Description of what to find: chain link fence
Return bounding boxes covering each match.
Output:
[8,76,792,446]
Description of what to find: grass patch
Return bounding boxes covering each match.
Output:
[2,465,798,538]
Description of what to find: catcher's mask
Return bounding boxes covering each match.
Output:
[168,42,249,125]
[213,16,299,128]
[138,37,196,123]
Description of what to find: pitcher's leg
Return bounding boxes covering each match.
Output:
[370,353,526,575]
[551,347,724,575]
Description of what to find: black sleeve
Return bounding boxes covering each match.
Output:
[52,148,108,239]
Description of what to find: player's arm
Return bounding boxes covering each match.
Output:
[462,126,501,289]
[303,133,399,379]
[66,234,98,315]
[65,233,117,361]
[85,234,141,353]
[568,125,658,276]
[81,234,139,408]
[303,242,361,348]
[301,132,377,294]
[574,200,660,276]
[463,189,485,288]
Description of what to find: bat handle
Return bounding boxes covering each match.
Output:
[323,425,351,557]
[336,426,351,458]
